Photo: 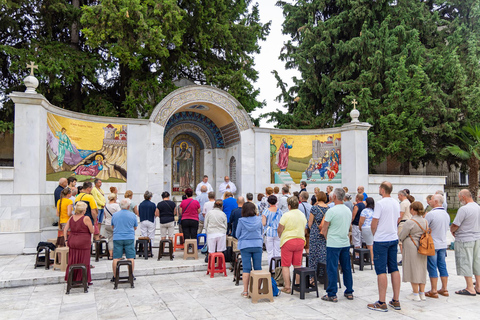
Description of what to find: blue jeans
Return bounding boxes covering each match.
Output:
[326,246,353,297]
[373,240,399,275]
[427,249,448,278]
[240,247,263,273]
[97,209,104,223]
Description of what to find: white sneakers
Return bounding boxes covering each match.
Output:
[419,292,426,301]
[407,293,421,302]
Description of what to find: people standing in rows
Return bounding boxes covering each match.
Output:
[67,176,77,189]
[321,188,354,302]
[435,190,448,211]
[54,178,68,208]
[56,187,73,246]
[205,199,227,255]
[299,181,307,193]
[277,186,290,213]
[111,198,138,282]
[298,191,312,254]
[138,190,158,249]
[236,202,263,298]
[262,195,283,263]
[223,191,238,235]
[424,194,450,298]
[104,193,120,260]
[256,193,264,212]
[351,193,366,249]
[310,187,320,205]
[258,187,274,213]
[219,176,237,196]
[273,186,280,201]
[75,182,99,240]
[308,191,328,277]
[91,178,106,238]
[230,197,244,239]
[195,175,213,196]
[358,197,375,261]
[202,191,216,220]
[69,187,77,203]
[343,193,354,212]
[326,185,333,203]
[196,185,209,233]
[398,201,428,301]
[357,185,368,201]
[397,190,411,266]
[450,189,480,296]
[425,195,434,213]
[124,190,138,215]
[367,181,401,312]
[245,193,259,215]
[157,192,177,240]
[179,188,201,239]
[277,196,307,294]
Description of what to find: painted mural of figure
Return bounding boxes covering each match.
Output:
[74,155,104,177]
[318,158,329,179]
[327,159,339,180]
[331,149,339,163]
[305,158,318,180]
[175,142,193,188]
[276,138,293,172]
[56,128,74,168]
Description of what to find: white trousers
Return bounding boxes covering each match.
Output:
[266,236,281,263]
[352,225,363,248]
[207,234,226,253]
[140,220,156,246]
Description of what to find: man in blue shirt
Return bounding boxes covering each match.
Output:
[112,198,138,281]
[223,192,238,235]
[357,186,368,201]
[230,196,244,239]
[138,190,158,250]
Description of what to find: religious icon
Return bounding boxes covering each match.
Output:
[276,137,293,172]
[174,141,194,188]
[74,154,104,178]
[55,127,75,168]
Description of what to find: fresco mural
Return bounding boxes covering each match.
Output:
[171,135,201,194]
[46,113,127,182]
[270,133,341,185]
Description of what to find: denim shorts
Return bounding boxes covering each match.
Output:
[113,239,135,259]
[97,209,104,223]
[373,240,399,275]
[427,248,448,278]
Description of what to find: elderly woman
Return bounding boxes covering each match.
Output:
[359,197,375,261]
[308,191,328,277]
[104,193,121,259]
[157,191,177,240]
[258,187,274,213]
[278,196,308,294]
[236,202,263,297]
[398,201,429,302]
[179,188,201,239]
[64,202,94,285]
[262,195,283,263]
[205,199,228,254]
[124,190,138,215]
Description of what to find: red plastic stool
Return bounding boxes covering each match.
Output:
[173,233,184,252]
[207,252,227,278]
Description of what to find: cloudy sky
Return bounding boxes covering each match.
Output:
[251,1,300,128]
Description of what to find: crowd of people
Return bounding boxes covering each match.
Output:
[53,175,480,311]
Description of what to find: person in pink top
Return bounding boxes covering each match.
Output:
[179,188,201,239]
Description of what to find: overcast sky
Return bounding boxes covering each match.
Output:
[251,1,299,128]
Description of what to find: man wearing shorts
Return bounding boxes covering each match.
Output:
[450,189,480,296]
[367,181,401,312]
[111,198,138,281]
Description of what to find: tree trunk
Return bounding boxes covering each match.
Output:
[468,155,479,202]
[401,162,410,175]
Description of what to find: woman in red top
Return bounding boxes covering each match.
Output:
[179,188,201,239]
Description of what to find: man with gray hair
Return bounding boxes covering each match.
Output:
[425,194,450,298]
[277,186,290,213]
[321,188,354,302]
[138,190,158,249]
[435,190,448,211]
[450,189,480,296]
[111,198,138,282]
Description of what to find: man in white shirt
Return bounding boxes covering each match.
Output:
[196,186,209,233]
[218,176,237,196]
[425,194,450,298]
[277,186,290,213]
[367,181,401,312]
[196,175,214,196]
[202,192,216,220]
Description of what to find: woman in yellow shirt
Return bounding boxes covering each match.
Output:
[56,188,73,246]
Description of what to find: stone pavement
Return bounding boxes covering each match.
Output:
[0,248,479,320]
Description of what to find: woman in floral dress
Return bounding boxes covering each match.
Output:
[308,191,329,276]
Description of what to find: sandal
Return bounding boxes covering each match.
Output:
[437,289,449,297]
[455,289,476,296]
[281,288,291,294]
[425,291,438,298]
[321,294,338,303]
[344,293,354,300]
[241,291,248,298]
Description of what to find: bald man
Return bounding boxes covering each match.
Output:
[54,178,68,208]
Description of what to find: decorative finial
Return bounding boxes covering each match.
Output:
[26,61,38,76]
[350,98,360,123]
[24,61,39,94]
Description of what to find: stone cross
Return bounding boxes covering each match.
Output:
[26,61,38,76]
[351,99,358,110]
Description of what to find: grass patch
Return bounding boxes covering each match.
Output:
[447,208,457,224]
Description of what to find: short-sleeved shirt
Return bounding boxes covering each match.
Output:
[203,201,215,217]
[104,203,121,226]
[352,202,365,226]
[180,198,201,221]
[324,204,352,248]
[138,200,156,223]
[363,192,368,201]
[360,208,374,228]
[230,207,243,238]
[57,198,73,224]
[373,197,400,242]
[453,202,480,242]
[425,207,451,249]
[263,208,283,238]
[75,193,98,223]
[222,197,238,221]
[298,201,312,226]
[400,199,412,221]
[279,209,307,247]
[54,185,64,208]
[112,209,138,240]
[157,200,176,224]
[196,193,209,221]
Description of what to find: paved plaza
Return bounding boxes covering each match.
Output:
[0,248,478,320]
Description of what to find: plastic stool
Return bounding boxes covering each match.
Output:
[158,239,174,260]
[66,264,88,294]
[135,238,152,260]
[353,248,373,271]
[269,256,282,275]
[34,246,53,270]
[183,239,198,260]
[173,233,184,252]
[94,239,109,262]
[248,269,274,303]
[197,233,207,249]
[114,260,134,289]
[291,267,319,299]
[317,262,341,290]
[53,247,69,272]
[207,252,227,278]
[302,252,309,267]
[234,257,243,286]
